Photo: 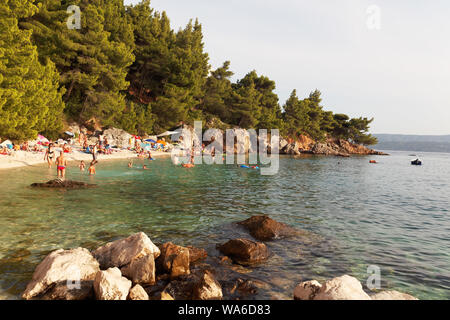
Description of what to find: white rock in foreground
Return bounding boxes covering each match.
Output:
[93,268,132,300]
[93,232,160,269]
[22,248,100,300]
[294,275,371,300]
[128,284,149,300]
[371,290,419,300]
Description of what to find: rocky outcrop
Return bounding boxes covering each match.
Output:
[103,128,133,149]
[93,268,132,300]
[31,180,96,189]
[120,254,156,286]
[281,142,301,155]
[93,232,160,270]
[156,242,190,279]
[128,284,149,300]
[237,215,298,241]
[22,248,100,300]
[193,270,223,300]
[218,239,270,266]
[371,290,418,300]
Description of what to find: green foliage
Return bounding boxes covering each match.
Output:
[0,0,65,141]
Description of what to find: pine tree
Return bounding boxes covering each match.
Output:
[0,0,65,141]
[21,0,134,128]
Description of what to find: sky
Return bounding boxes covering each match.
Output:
[124,0,450,135]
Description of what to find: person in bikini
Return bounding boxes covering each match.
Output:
[55,151,67,179]
[79,160,86,171]
[44,143,55,168]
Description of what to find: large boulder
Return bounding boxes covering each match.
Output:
[156,242,190,279]
[128,284,149,300]
[93,232,160,270]
[293,275,371,300]
[31,180,96,189]
[217,238,270,266]
[193,271,223,300]
[103,128,133,149]
[371,290,418,300]
[237,215,298,241]
[121,254,156,286]
[93,268,132,300]
[22,248,100,300]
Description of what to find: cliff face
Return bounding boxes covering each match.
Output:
[281,135,388,157]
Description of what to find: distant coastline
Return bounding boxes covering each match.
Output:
[374,134,450,153]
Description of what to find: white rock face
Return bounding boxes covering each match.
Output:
[93,268,132,300]
[128,284,149,300]
[93,232,160,269]
[293,275,371,300]
[371,290,419,300]
[103,128,133,149]
[22,248,100,300]
[193,271,223,300]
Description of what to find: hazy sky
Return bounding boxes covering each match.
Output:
[124,0,450,135]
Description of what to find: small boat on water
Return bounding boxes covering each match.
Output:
[411,158,422,166]
[369,160,377,164]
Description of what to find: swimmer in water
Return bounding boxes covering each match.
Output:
[79,160,86,171]
[128,161,133,168]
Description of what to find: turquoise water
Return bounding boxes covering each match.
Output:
[0,151,449,299]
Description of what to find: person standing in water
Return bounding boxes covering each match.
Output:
[44,143,55,168]
[55,151,67,180]
[88,161,96,175]
[79,160,86,171]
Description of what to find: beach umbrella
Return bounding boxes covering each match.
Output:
[0,140,12,147]
[156,140,167,146]
[145,139,156,143]
[37,134,49,143]
[157,131,179,137]
[64,131,75,137]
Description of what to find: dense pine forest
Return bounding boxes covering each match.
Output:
[0,0,377,145]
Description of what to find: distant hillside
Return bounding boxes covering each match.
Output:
[374,134,450,153]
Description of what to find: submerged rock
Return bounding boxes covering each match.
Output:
[93,268,132,300]
[217,238,270,266]
[93,232,160,270]
[293,275,371,300]
[370,290,418,300]
[156,242,190,279]
[22,248,100,300]
[237,215,298,241]
[128,284,149,300]
[30,180,96,189]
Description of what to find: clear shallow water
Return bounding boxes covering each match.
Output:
[0,151,449,300]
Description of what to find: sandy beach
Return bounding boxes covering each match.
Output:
[0,149,171,171]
